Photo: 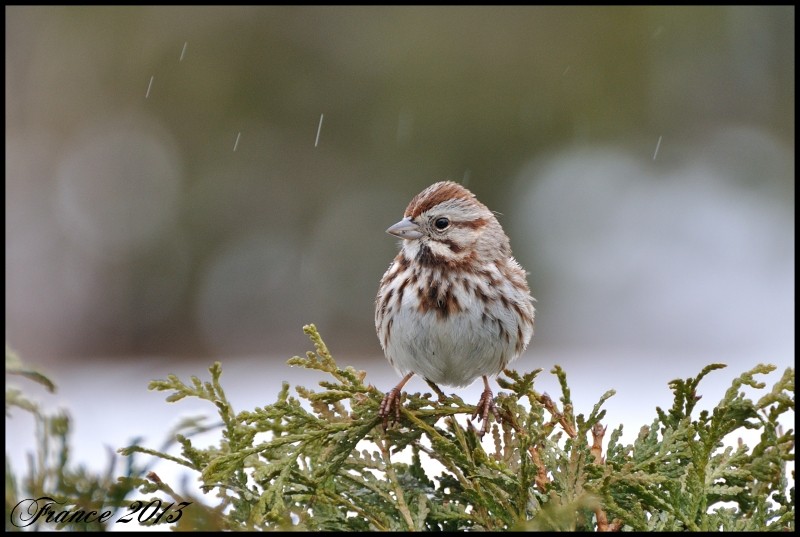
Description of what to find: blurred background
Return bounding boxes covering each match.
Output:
[5,5,794,483]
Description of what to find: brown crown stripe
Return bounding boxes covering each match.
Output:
[405,181,478,218]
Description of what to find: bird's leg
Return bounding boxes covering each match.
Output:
[472,375,502,437]
[424,379,448,403]
[379,372,414,430]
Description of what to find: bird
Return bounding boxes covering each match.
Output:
[375,181,535,435]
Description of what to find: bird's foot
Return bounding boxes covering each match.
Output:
[472,387,502,437]
[378,387,404,430]
[378,372,414,430]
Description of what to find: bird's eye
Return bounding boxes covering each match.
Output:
[434,217,450,230]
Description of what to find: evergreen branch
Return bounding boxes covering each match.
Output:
[7,329,792,531]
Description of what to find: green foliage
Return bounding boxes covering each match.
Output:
[6,330,794,531]
[115,325,794,531]
[5,347,142,531]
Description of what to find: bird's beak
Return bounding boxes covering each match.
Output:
[386,217,423,239]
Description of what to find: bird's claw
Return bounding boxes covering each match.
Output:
[378,387,403,430]
[472,388,502,437]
